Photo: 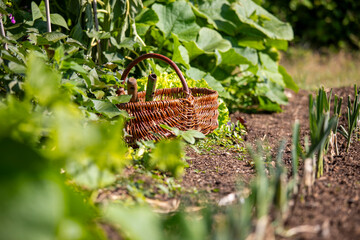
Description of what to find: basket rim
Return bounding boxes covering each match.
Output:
[117,87,218,108]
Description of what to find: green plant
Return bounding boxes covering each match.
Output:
[307,87,339,178]
[338,84,360,152]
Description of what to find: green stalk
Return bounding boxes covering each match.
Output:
[0,14,8,50]
[92,0,102,64]
[316,150,324,178]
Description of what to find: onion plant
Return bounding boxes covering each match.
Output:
[338,84,360,152]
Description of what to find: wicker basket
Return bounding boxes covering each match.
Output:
[117,53,219,144]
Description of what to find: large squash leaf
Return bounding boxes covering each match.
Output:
[152,0,200,41]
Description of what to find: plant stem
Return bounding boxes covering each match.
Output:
[0,14,8,50]
[92,0,102,64]
[45,0,52,32]
[317,150,324,178]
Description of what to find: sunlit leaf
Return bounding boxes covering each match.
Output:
[50,14,69,30]
[31,2,43,21]
[91,100,127,118]
[152,0,200,41]
[231,0,294,40]
[196,28,231,53]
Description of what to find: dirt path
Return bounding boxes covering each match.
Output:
[182,86,360,239]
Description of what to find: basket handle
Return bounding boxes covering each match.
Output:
[120,53,190,96]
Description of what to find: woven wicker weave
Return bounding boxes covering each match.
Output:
[117,53,219,144]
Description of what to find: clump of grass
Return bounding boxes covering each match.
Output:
[338,84,360,152]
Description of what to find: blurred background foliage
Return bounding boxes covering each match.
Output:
[262,0,360,50]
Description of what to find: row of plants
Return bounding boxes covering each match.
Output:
[306,85,360,179]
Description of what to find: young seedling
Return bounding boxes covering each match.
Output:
[338,84,360,152]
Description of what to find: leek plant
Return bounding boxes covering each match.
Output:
[338,85,360,152]
[308,88,339,178]
[331,95,343,155]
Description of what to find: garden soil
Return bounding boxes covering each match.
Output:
[183,86,360,239]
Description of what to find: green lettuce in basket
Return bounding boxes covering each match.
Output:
[136,72,229,128]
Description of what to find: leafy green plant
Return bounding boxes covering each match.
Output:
[338,84,360,152]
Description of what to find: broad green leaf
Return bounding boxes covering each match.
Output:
[61,61,87,74]
[31,2,43,21]
[152,0,200,41]
[135,8,159,25]
[91,100,125,118]
[257,81,288,105]
[70,22,84,43]
[38,1,47,19]
[196,28,231,53]
[72,164,116,189]
[185,130,206,139]
[186,67,206,80]
[204,74,230,98]
[218,48,251,66]
[266,39,288,51]
[172,34,190,69]
[8,62,26,74]
[182,41,204,60]
[86,31,111,40]
[25,53,61,105]
[44,32,67,42]
[110,37,137,50]
[160,124,181,136]
[107,95,132,104]
[260,69,285,87]
[50,14,69,30]
[238,37,265,50]
[181,131,195,144]
[234,47,258,65]
[150,139,185,177]
[279,65,298,92]
[103,52,124,65]
[231,0,294,40]
[189,2,216,27]
[195,0,241,36]
[103,204,162,240]
[66,38,86,49]
[259,52,278,72]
